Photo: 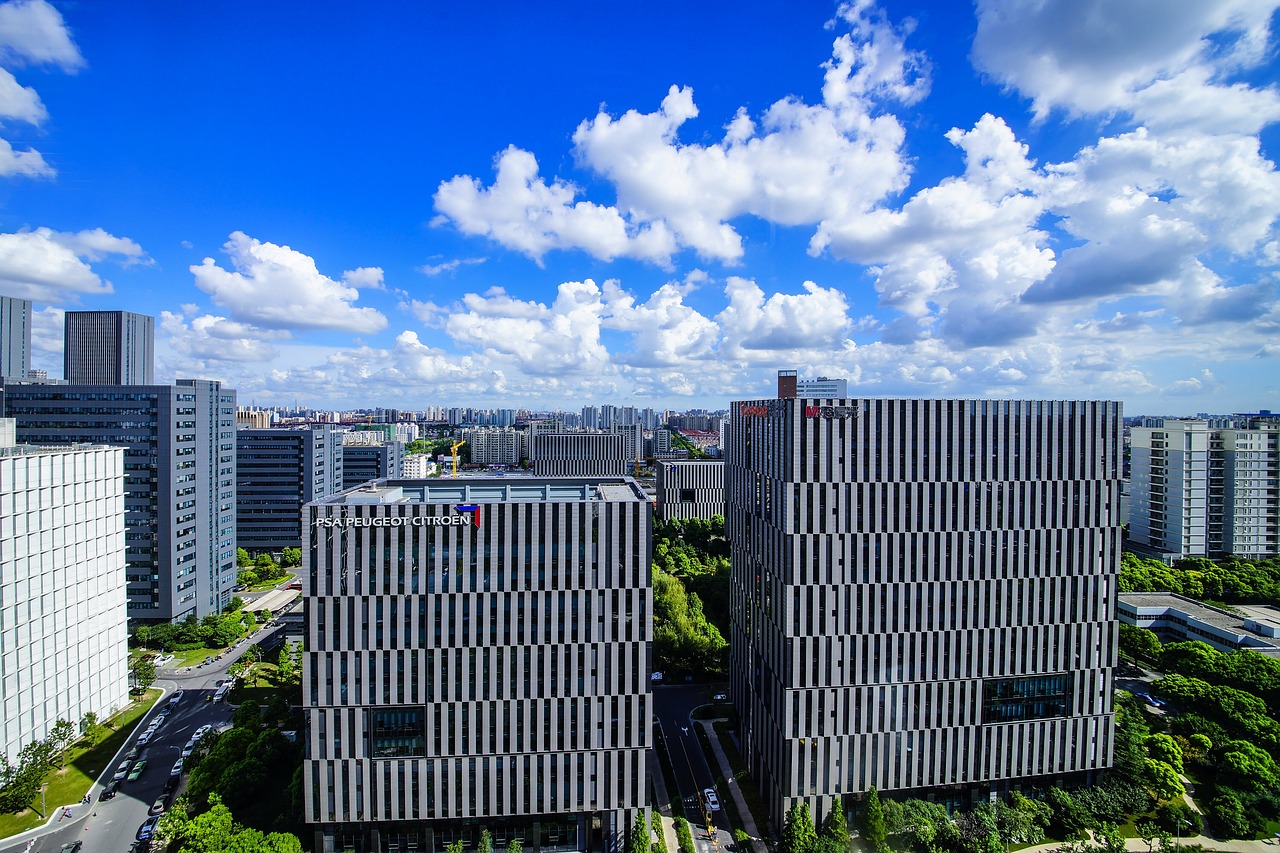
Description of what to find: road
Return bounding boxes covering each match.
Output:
[653,684,734,853]
[0,617,285,853]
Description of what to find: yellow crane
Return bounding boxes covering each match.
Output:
[450,440,464,478]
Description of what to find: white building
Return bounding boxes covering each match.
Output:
[464,427,521,466]
[1130,418,1279,559]
[0,419,128,761]
[403,454,436,478]
[796,376,849,398]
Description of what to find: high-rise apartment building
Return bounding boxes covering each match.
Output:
[237,426,343,552]
[464,427,521,466]
[0,420,128,761]
[533,434,627,477]
[0,295,31,381]
[1130,418,1279,559]
[726,393,1121,824]
[302,477,651,853]
[2,379,237,621]
[63,310,155,385]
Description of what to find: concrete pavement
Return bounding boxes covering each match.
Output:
[697,720,769,853]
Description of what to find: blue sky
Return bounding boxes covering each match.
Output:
[0,0,1278,414]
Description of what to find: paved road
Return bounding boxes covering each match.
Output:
[653,684,734,853]
[0,617,284,853]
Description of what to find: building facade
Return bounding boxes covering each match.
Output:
[342,442,405,490]
[237,426,343,552]
[0,422,128,761]
[795,377,849,398]
[2,379,238,621]
[63,310,155,385]
[726,396,1121,824]
[302,477,651,853]
[655,460,725,521]
[1129,418,1279,560]
[0,295,30,381]
[464,427,521,466]
[532,434,627,478]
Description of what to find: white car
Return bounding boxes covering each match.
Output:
[194,723,214,738]
[170,758,184,777]
[703,789,720,812]
[136,730,153,746]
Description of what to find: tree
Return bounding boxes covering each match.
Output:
[506,839,522,853]
[447,842,465,853]
[1207,790,1256,840]
[233,699,262,730]
[245,643,263,664]
[898,799,949,851]
[48,719,75,768]
[134,625,152,650]
[1143,759,1185,801]
[236,547,252,567]
[480,828,494,853]
[281,547,302,567]
[629,811,650,853]
[80,711,101,745]
[1135,821,1162,853]
[1120,624,1163,662]
[1145,734,1184,773]
[822,797,850,852]
[782,801,818,853]
[132,657,157,693]
[1217,739,1280,791]
[859,788,887,853]
[162,792,303,853]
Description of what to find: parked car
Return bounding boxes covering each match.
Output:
[712,693,728,701]
[58,842,83,853]
[137,730,153,746]
[112,760,131,781]
[99,779,120,800]
[170,758,184,777]
[703,789,720,812]
[286,580,302,590]
[150,794,168,815]
[124,746,139,762]
[168,690,184,706]
[127,759,148,782]
[194,723,214,738]
[137,815,160,842]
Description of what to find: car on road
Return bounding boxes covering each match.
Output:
[127,759,148,781]
[286,580,302,589]
[99,779,120,800]
[59,842,83,853]
[712,693,728,701]
[151,794,168,815]
[137,729,154,746]
[170,757,184,777]
[194,723,214,738]
[169,690,184,706]
[137,814,160,842]
[124,745,139,762]
[112,759,131,781]
[703,789,720,812]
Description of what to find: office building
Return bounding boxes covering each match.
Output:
[0,420,128,760]
[63,310,155,385]
[1129,418,1279,560]
[533,434,627,477]
[655,460,724,521]
[237,426,343,552]
[612,424,644,468]
[342,441,405,490]
[237,408,272,429]
[796,377,849,398]
[526,419,564,461]
[1118,592,1280,657]
[0,296,31,381]
[302,477,651,853]
[2,379,237,621]
[726,391,1121,824]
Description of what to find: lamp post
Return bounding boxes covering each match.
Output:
[39,783,45,817]
[1176,817,1187,852]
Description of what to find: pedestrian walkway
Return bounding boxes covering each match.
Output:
[1017,831,1278,853]
[697,720,769,853]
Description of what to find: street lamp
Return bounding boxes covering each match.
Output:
[39,783,45,817]
[1176,817,1187,852]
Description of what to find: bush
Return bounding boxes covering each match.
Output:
[674,817,695,853]
[1207,790,1256,840]
[1154,801,1201,837]
[734,829,750,846]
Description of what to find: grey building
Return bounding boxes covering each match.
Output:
[533,434,628,477]
[1118,592,1280,657]
[655,460,724,521]
[302,477,651,853]
[726,393,1121,824]
[1,379,237,621]
[0,296,30,381]
[342,441,405,490]
[237,426,343,552]
[64,310,154,385]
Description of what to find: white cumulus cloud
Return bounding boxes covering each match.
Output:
[0,226,144,301]
[190,231,388,334]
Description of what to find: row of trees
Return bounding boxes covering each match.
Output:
[0,719,78,815]
[1120,552,1280,604]
[652,517,730,676]
[133,603,260,652]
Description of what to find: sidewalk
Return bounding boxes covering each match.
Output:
[1018,833,1277,853]
[697,720,768,853]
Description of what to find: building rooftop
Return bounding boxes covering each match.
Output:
[1119,591,1280,655]
[317,476,649,505]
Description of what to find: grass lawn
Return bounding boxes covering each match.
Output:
[0,688,161,839]
[228,663,301,707]
[712,720,775,847]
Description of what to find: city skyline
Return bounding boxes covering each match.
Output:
[0,1,1277,413]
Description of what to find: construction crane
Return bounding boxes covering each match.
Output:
[450,440,464,478]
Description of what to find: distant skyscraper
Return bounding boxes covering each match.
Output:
[341,441,404,489]
[0,419,128,762]
[64,310,154,385]
[0,296,31,381]
[237,426,342,552]
[3,378,237,621]
[727,393,1121,824]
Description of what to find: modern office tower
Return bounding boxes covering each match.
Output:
[2,379,237,621]
[465,427,521,465]
[655,460,724,521]
[237,426,342,552]
[341,441,405,490]
[726,393,1121,824]
[796,376,849,398]
[1130,418,1279,559]
[526,419,564,462]
[0,419,128,760]
[63,310,155,385]
[302,477,651,853]
[533,434,627,477]
[0,295,31,381]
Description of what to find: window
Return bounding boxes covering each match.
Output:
[368,708,425,758]
[982,674,1071,723]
